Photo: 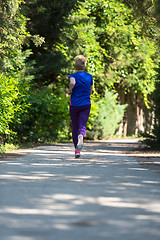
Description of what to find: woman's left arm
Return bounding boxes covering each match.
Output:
[67,77,76,95]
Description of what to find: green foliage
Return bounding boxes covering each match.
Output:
[58,0,157,106]
[120,0,154,18]
[58,1,105,79]
[23,0,85,86]
[89,0,157,103]
[0,142,19,154]
[0,74,20,135]
[153,0,160,25]
[0,0,34,143]
[143,66,160,148]
[0,0,31,75]
[0,72,34,143]
[0,0,159,146]
[86,89,127,139]
[10,87,70,143]
[121,0,157,24]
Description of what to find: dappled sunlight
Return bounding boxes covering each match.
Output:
[1,140,160,239]
[128,167,148,171]
[0,206,80,216]
[1,190,160,235]
[11,237,32,240]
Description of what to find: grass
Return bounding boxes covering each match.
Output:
[0,138,73,154]
[0,143,19,154]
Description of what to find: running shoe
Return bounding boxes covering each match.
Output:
[76,134,84,150]
[75,150,81,158]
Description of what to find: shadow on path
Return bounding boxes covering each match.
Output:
[0,139,160,240]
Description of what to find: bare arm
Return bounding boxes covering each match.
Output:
[90,85,93,95]
[67,77,76,95]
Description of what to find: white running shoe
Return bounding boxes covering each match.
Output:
[76,134,84,150]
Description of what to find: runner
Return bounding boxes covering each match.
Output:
[67,55,93,158]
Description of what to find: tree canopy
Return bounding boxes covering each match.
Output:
[58,0,157,104]
[0,0,160,148]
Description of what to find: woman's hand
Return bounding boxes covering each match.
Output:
[66,89,72,97]
[67,89,72,95]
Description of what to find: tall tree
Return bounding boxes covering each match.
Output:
[0,0,32,138]
[23,0,84,86]
[119,0,160,36]
[0,0,31,75]
[59,0,157,100]
[58,0,158,136]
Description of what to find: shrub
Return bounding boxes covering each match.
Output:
[86,89,127,139]
[10,86,70,143]
[0,74,20,137]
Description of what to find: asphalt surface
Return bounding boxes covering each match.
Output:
[0,139,160,240]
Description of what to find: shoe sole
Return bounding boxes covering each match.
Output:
[76,135,83,150]
[76,144,83,150]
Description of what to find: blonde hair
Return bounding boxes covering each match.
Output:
[75,55,87,70]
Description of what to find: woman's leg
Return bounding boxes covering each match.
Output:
[79,104,91,137]
[70,106,79,148]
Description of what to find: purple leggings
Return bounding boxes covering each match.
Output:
[70,104,91,148]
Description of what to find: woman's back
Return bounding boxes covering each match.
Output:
[69,71,93,106]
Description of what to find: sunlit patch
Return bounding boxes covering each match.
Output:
[1,140,160,239]
[52,194,77,200]
[0,174,50,180]
[97,197,141,208]
[128,168,148,171]
[4,162,23,165]
[133,215,160,222]
[53,223,72,230]
[0,207,80,216]
[11,236,32,240]
[143,181,160,184]
[120,183,141,186]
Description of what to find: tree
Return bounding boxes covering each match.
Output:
[0,0,32,76]
[22,0,85,86]
[59,0,157,96]
[0,0,33,143]
[148,68,160,147]
[0,74,20,137]
[126,0,160,146]
[58,0,158,136]
[0,0,158,144]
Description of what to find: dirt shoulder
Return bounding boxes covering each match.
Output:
[121,140,160,173]
[127,151,160,173]
[91,138,160,172]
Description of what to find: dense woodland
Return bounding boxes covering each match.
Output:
[0,0,160,149]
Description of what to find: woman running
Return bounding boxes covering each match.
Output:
[67,55,93,158]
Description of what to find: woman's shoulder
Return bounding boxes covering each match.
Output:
[84,72,93,80]
[80,71,93,78]
[87,72,93,77]
[69,72,77,78]
[69,71,93,79]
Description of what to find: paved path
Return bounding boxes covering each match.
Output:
[0,139,160,240]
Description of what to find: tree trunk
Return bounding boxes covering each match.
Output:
[116,88,154,137]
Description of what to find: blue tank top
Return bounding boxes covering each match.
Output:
[69,71,93,106]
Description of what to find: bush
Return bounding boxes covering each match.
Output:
[86,89,127,139]
[10,86,70,143]
[0,74,20,137]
